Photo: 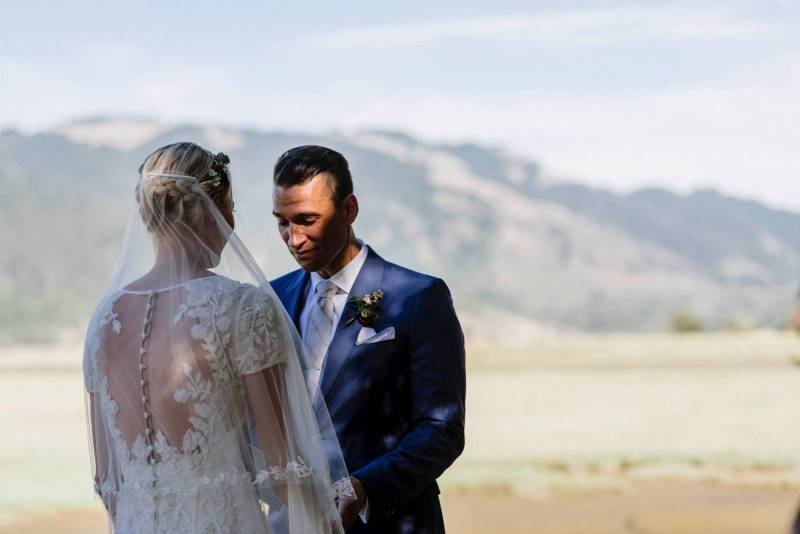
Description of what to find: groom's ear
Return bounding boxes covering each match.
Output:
[341,194,358,225]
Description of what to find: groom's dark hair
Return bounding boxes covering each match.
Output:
[273,145,353,207]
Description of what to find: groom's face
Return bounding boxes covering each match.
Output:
[272,173,356,273]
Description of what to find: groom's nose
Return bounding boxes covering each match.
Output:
[287,224,306,248]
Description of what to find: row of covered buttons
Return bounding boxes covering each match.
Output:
[139,291,157,465]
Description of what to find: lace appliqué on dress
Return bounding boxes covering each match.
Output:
[252,456,314,484]
[331,476,357,502]
[184,278,237,384]
[83,293,122,393]
[235,287,284,375]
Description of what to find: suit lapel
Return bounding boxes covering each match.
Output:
[282,270,310,332]
[320,247,386,398]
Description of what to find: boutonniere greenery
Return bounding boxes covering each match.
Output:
[344,289,384,327]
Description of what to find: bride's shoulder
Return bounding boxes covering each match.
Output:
[86,290,124,328]
[231,281,275,307]
[181,274,244,296]
[190,275,259,294]
[187,276,274,309]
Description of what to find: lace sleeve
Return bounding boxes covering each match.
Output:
[83,342,99,393]
[233,285,288,375]
[83,295,120,392]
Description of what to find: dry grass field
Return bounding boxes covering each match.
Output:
[1,330,799,533]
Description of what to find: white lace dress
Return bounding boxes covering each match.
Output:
[83,276,343,534]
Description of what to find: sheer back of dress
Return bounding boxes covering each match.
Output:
[98,283,220,459]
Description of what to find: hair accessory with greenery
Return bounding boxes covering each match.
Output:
[199,152,230,188]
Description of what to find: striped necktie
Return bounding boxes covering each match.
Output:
[303,279,338,392]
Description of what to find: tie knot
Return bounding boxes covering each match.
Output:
[315,280,339,299]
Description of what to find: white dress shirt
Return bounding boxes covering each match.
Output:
[299,241,371,523]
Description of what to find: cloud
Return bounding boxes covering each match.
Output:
[317,6,782,49]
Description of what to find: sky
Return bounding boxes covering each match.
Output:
[2,0,800,209]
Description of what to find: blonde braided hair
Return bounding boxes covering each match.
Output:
[136,142,232,234]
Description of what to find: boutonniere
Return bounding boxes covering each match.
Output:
[344,289,384,327]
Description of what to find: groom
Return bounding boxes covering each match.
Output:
[270,145,466,533]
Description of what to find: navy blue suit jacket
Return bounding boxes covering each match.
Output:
[271,246,466,532]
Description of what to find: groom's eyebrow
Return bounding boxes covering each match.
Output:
[272,210,319,219]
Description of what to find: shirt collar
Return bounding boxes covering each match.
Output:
[309,240,368,295]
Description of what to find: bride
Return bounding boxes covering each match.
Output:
[83,142,354,533]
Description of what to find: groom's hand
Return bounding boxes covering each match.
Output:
[339,475,367,529]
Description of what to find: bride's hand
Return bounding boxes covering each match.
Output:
[338,476,366,529]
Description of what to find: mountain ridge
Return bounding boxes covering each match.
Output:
[1,118,797,342]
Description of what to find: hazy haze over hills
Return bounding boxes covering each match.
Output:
[1,117,798,342]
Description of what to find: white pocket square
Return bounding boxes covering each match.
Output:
[356,326,396,345]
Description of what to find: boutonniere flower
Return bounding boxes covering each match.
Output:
[344,289,384,327]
